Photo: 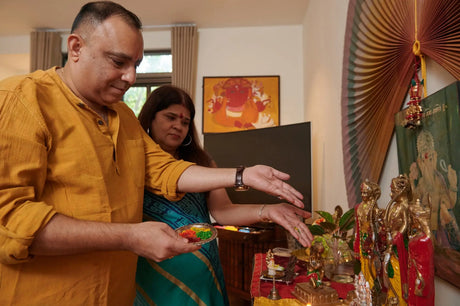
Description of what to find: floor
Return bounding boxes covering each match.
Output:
[228,293,252,306]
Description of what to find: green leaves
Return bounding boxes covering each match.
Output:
[307,224,325,236]
[316,210,334,223]
[309,207,355,239]
[339,208,355,232]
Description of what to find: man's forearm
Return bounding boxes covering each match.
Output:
[30,214,131,256]
[29,214,201,262]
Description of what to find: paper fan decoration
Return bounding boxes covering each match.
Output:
[341,0,460,206]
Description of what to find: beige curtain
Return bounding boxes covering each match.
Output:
[30,31,62,72]
[171,25,198,97]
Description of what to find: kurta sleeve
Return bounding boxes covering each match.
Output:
[0,81,57,264]
[142,130,195,201]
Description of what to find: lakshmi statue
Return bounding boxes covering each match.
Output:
[354,180,383,291]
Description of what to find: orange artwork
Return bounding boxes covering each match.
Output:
[202,76,280,133]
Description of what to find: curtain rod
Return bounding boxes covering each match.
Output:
[35,23,196,33]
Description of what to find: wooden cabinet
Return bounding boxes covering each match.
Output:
[216,224,288,301]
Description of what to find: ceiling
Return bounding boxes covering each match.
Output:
[0,0,310,36]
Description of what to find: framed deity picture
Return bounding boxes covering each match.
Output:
[202,75,280,133]
[394,81,460,288]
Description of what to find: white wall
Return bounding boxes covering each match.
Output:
[302,0,349,215]
[143,30,171,50]
[195,26,304,138]
[302,0,460,304]
[0,35,30,79]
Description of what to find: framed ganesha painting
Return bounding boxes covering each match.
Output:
[395,81,460,288]
[202,76,280,133]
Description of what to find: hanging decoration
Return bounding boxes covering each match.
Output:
[341,0,460,207]
[404,56,423,129]
[405,0,425,129]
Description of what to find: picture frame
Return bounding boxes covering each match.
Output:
[202,75,280,133]
[394,81,460,288]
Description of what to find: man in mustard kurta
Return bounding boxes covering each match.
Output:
[0,2,308,305]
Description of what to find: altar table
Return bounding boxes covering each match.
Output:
[250,253,355,305]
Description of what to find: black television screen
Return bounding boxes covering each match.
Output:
[203,122,311,212]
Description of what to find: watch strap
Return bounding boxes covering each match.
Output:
[234,166,250,191]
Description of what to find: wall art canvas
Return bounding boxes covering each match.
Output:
[202,76,280,133]
[395,81,460,288]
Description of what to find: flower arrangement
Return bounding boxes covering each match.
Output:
[307,205,356,267]
[307,205,355,240]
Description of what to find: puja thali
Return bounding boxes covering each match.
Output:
[176,223,218,245]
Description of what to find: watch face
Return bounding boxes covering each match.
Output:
[176,223,218,245]
[235,185,250,191]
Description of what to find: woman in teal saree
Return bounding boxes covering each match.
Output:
[135,192,227,305]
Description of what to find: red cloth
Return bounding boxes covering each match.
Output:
[251,253,354,300]
[408,234,435,306]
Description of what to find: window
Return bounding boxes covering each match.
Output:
[123,50,172,116]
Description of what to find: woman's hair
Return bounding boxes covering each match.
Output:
[71,1,142,34]
[138,85,213,167]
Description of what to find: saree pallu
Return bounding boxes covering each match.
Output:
[134,190,228,306]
